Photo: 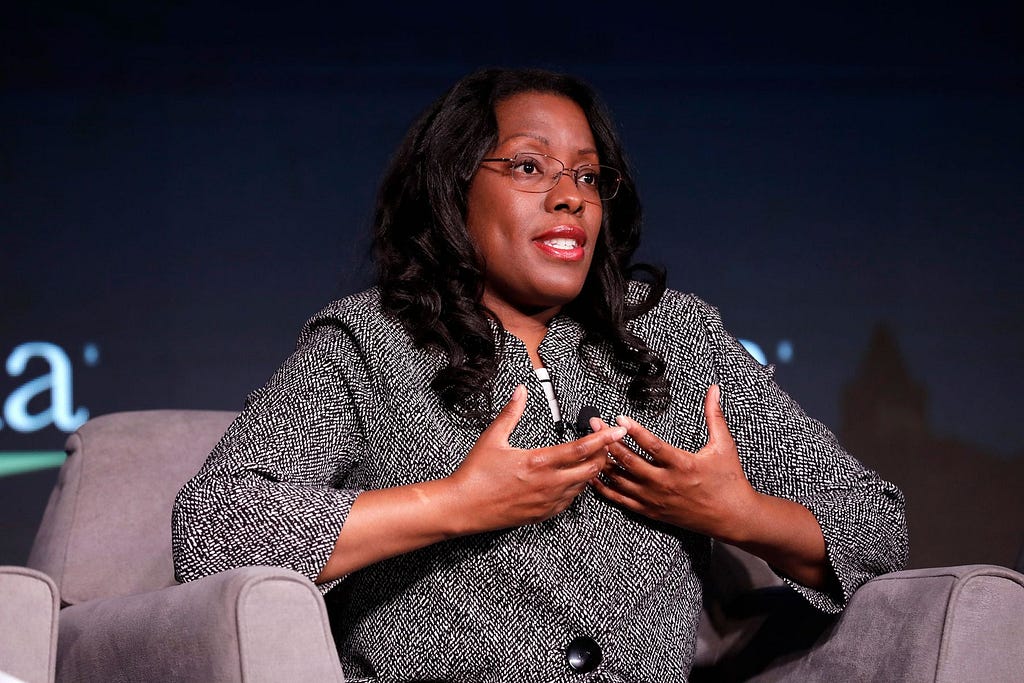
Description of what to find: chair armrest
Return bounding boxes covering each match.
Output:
[0,566,59,683]
[750,564,1024,682]
[55,566,345,683]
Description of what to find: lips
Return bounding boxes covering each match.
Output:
[532,225,588,262]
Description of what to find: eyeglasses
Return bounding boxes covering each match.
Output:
[479,152,622,201]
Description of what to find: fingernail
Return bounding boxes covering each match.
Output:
[513,384,525,400]
[614,415,629,428]
[610,426,627,439]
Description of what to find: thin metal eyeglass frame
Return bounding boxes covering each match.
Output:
[479,153,622,201]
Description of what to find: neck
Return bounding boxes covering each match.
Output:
[482,295,561,368]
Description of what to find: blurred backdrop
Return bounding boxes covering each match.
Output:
[2,1,1022,571]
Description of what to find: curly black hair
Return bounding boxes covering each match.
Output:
[372,67,668,424]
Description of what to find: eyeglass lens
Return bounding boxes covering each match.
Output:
[508,153,620,199]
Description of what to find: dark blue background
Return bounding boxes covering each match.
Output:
[2,1,1022,567]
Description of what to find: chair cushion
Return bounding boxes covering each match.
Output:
[27,410,235,605]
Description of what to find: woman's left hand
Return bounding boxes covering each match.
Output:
[591,384,759,542]
[593,384,832,588]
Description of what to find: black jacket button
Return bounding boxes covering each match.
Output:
[566,636,602,673]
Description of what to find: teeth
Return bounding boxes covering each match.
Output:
[542,238,579,250]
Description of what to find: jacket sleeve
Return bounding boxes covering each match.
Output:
[700,299,909,613]
[172,323,369,595]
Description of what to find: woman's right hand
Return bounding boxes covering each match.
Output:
[445,385,626,535]
[317,385,624,583]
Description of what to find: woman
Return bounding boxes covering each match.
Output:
[172,67,908,681]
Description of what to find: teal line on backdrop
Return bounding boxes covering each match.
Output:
[0,452,67,477]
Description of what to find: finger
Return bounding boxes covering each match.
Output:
[484,384,527,442]
[604,439,656,479]
[578,424,627,453]
[561,455,610,484]
[588,417,619,466]
[703,384,734,446]
[544,425,626,468]
[599,465,648,497]
[613,415,673,462]
[553,439,625,487]
[589,417,625,457]
[591,473,645,514]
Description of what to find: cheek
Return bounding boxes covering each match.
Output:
[466,183,531,239]
[503,190,540,226]
[587,213,604,259]
[483,196,538,250]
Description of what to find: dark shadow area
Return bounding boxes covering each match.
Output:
[0,469,59,565]
[691,590,834,682]
[692,543,836,682]
[842,323,1024,570]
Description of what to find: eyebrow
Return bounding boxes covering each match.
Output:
[498,132,598,156]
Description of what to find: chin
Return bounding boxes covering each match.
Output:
[535,279,588,309]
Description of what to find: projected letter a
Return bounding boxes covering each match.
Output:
[4,342,89,433]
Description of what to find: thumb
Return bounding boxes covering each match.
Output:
[486,384,527,442]
[704,384,733,445]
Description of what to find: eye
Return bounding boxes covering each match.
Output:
[511,154,546,176]
[576,166,600,187]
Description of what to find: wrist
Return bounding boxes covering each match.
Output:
[714,489,770,546]
[422,475,479,539]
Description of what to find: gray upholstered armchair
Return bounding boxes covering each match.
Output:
[26,411,343,683]
[22,410,1024,681]
[0,565,59,683]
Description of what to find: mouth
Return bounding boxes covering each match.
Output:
[532,225,588,262]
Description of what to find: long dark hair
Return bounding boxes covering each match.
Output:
[373,67,668,423]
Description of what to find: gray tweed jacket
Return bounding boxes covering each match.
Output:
[172,284,908,682]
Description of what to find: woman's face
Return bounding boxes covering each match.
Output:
[465,91,602,322]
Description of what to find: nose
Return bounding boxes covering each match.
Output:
[545,170,586,214]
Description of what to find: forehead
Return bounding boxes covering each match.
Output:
[493,91,597,154]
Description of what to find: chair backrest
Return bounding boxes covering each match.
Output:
[26,410,236,606]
